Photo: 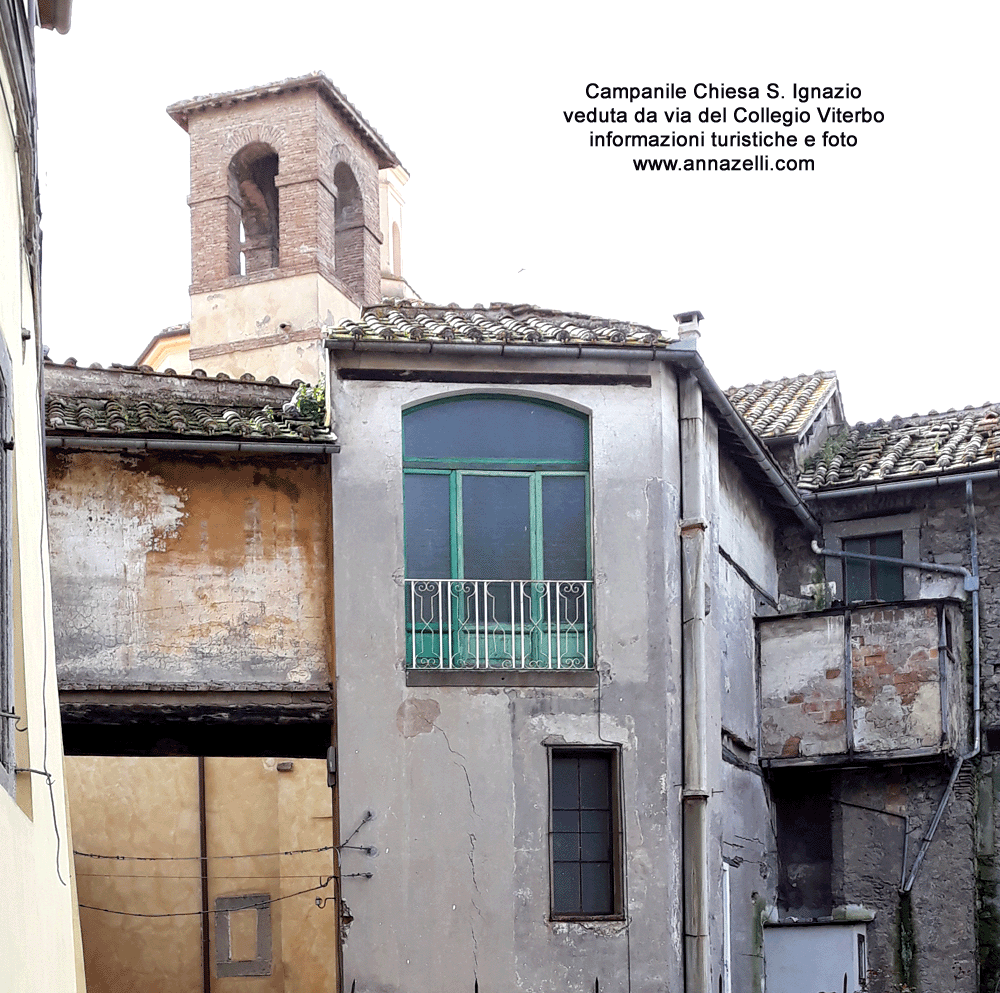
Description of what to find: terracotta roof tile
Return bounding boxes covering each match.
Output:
[800,405,1000,490]
[44,365,334,444]
[726,372,839,440]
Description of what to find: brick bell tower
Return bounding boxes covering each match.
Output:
[166,73,405,383]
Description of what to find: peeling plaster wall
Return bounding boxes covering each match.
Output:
[773,482,985,993]
[47,451,333,687]
[330,354,691,992]
[759,603,964,762]
[760,616,848,758]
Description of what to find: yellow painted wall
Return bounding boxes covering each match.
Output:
[0,9,86,990]
[68,756,338,992]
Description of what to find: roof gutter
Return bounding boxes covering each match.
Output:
[663,340,820,534]
[46,436,340,455]
[325,336,819,533]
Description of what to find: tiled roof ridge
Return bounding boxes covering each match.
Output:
[367,298,666,331]
[801,402,1000,490]
[328,300,677,347]
[45,356,300,389]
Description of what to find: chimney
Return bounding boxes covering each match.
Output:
[673,310,704,340]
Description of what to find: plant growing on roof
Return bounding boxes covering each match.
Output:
[284,376,326,423]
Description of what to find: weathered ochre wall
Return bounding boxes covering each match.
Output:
[70,756,203,992]
[47,452,332,687]
[68,756,337,992]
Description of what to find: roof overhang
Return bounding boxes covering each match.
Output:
[37,0,72,33]
[167,72,400,170]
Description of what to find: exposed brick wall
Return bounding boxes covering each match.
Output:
[184,85,383,304]
[774,481,997,991]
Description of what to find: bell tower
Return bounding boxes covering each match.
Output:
[167,73,404,382]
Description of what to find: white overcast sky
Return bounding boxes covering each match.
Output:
[35,0,996,423]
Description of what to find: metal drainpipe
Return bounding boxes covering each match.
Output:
[198,756,211,993]
[810,478,983,891]
[679,371,711,993]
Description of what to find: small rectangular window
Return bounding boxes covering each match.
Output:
[843,533,903,603]
[549,748,622,918]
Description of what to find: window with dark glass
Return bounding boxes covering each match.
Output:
[843,533,903,603]
[549,748,621,918]
[403,396,592,670]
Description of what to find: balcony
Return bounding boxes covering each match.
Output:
[757,600,968,767]
[405,579,593,670]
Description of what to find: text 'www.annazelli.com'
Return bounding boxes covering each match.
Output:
[633,156,815,172]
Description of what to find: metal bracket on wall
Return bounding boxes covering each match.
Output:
[0,709,25,731]
[15,766,53,783]
[338,809,375,850]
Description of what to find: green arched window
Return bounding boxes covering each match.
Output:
[403,396,592,670]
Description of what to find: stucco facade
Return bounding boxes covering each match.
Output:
[325,330,802,992]
[0,1,85,989]
[44,365,340,992]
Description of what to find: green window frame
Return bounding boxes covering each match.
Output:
[403,395,593,670]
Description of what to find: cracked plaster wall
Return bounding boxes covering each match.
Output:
[330,354,784,993]
[330,357,693,992]
[759,603,963,762]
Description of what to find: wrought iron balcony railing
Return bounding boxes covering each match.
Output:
[405,578,594,670]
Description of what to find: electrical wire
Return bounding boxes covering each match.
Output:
[36,366,66,885]
[79,875,334,919]
[78,873,331,880]
[594,668,632,993]
[75,844,334,862]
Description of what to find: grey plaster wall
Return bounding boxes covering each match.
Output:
[330,353,696,992]
[713,440,781,992]
[717,455,777,748]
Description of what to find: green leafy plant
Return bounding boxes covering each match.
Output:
[288,376,326,422]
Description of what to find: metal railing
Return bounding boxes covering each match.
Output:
[405,578,593,670]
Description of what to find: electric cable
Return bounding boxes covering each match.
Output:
[37,372,66,885]
[79,875,335,918]
[75,844,335,862]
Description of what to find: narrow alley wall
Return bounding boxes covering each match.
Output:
[68,755,337,992]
